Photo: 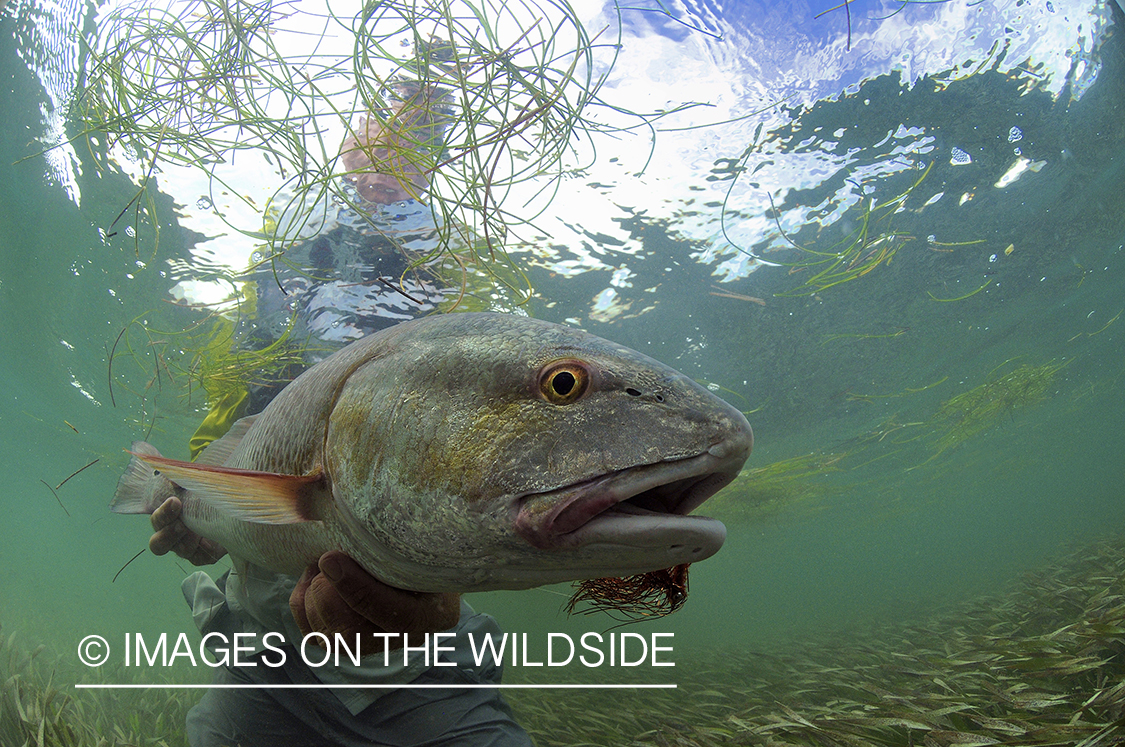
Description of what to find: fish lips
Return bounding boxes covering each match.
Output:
[513,434,750,566]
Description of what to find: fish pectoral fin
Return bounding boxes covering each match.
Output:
[130,452,323,525]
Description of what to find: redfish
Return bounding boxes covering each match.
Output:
[112,313,752,592]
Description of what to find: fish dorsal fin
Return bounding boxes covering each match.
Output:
[130,451,323,525]
[195,414,259,467]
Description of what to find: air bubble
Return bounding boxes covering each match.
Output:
[950,147,972,166]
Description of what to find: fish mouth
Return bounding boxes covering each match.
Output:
[513,433,751,566]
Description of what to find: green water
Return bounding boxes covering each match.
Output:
[2,0,1125,745]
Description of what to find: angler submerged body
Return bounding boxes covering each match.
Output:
[113,312,752,593]
[339,79,449,206]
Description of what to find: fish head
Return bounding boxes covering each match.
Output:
[324,312,752,591]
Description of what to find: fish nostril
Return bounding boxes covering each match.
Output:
[625,387,665,403]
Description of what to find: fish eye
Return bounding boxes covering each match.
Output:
[537,360,590,405]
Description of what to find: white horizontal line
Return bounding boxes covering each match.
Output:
[75,683,677,690]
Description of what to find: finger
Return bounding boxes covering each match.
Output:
[150,496,183,532]
[175,535,225,566]
[149,522,189,556]
[192,538,226,565]
[302,572,354,636]
[150,524,223,564]
[319,552,461,634]
[288,564,318,641]
[298,573,401,657]
[317,552,403,630]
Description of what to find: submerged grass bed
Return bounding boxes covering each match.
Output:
[7,534,1125,745]
[506,534,1125,747]
[0,630,192,746]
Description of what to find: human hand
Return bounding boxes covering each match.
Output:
[289,551,461,656]
[149,496,228,565]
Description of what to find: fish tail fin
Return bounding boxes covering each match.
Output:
[111,442,165,514]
